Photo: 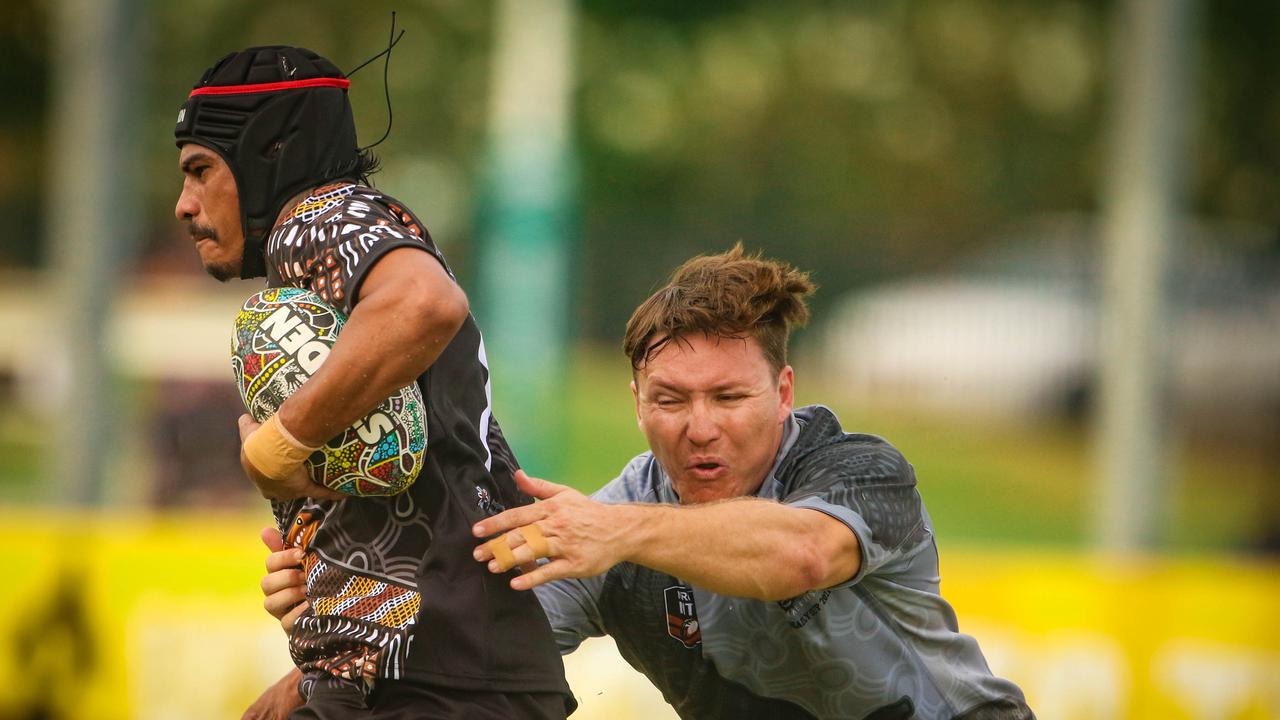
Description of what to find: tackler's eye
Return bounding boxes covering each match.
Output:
[266,141,283,160]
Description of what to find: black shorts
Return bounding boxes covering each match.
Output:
[292,679,571,720]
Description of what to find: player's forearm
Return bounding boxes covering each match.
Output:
[618,498,850,601]
[277,280,467,446]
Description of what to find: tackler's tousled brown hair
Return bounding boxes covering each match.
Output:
[624,243,816,374]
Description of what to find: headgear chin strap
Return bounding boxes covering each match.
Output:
[174,46,359,279]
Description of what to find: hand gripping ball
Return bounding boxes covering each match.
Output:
[231,287,427,496]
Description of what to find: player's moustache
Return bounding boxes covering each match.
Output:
[189,222,219,242]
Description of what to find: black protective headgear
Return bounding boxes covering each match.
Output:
[174,46,359,279]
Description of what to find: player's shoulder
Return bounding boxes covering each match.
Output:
[269,183,359,247]
[590,452,663,505]
[276,183,426,238]
[782,405,914,488]
[284,182,354,219]
[357,187,431,240]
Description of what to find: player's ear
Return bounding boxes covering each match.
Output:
[776,365,794,421]
[630,379,641,427]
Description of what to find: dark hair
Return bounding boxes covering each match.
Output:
[332,147,382,186]
[623,243,816,374]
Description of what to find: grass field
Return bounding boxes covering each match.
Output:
[0,343,1273,553]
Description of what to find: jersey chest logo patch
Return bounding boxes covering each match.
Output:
[475,485,505,516]
[664,584,701,649]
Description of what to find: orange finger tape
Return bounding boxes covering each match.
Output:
[487,535,518,572]
[521,523,550,559]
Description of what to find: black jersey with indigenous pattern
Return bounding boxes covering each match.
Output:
[261,182,570,702]
[536,406,1034,720]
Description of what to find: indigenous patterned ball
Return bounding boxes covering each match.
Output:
[231,287,427,496]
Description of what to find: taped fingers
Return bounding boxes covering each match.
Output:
[520,523,550,558]
[487,534,518,571]
[484,523,552,572]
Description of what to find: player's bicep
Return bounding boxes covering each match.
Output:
[787,488,921,587]
[348,247,470,350]
[356,246,465,308]
[798,507,862,589]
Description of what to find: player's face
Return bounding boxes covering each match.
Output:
[175,143,244,281]
[632,332,794,505]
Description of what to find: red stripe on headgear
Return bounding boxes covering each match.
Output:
[188,77,350,97]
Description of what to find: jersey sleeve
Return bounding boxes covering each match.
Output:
[534,575,608,655]
[781,439,929,587]
[266,185,450,317]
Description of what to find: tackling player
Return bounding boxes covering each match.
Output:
[477,246,1035,719]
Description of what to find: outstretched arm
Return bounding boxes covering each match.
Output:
[473,471,861,601]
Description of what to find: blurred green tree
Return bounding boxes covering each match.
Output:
[1,0,1276,340]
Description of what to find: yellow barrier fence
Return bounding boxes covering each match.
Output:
[2,511,1277,719]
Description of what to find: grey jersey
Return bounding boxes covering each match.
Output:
[535,406,1033,720]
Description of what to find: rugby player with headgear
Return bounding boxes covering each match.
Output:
[173,43,573,719]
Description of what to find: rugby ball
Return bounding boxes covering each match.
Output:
[230,287,427,496]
